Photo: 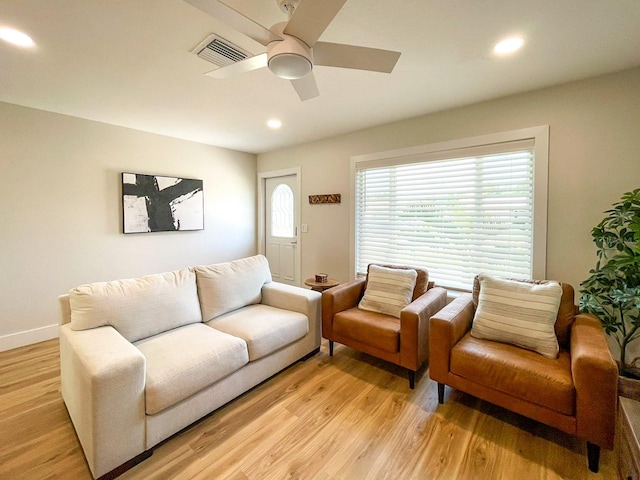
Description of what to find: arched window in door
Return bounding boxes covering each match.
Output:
[271,184,294,238]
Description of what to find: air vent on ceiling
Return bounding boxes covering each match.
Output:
[192,34,250,69]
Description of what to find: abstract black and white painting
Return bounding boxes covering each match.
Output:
[122,173,204,233]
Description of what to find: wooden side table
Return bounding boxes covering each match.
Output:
[304,278,339,292]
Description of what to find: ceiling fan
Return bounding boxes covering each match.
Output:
[185,0,401,101]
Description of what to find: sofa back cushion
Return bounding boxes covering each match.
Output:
[472,275,575,348]
[69,268,202,342]
[195,254,273,321]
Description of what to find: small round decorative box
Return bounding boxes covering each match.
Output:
[315,273,328,283]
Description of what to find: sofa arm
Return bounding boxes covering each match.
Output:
[400,286,448,370]
[261,281,322,347]
[58,293,71,325]
[570,313,618,450]
[59,324,146,478]
[321,278,365,339]
[428,293,475,383]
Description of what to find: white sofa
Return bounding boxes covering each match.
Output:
[58,255,321,479]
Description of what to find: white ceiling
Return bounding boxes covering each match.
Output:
[1,0,639,154]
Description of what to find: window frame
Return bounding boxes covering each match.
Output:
[349,126,550,291]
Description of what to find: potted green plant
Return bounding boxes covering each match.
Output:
[580,188,640,389]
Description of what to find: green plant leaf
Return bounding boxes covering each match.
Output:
[581,188,640,365]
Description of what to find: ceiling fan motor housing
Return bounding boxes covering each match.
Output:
[267,23,313,80]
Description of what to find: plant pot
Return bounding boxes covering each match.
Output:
[622,364,640,380]
[619,374,640,401]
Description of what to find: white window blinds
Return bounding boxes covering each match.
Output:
[354,142,536,291]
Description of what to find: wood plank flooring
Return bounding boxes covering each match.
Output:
[0,339,618,479]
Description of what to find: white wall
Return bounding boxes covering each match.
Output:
[3,67,639,356]
[0,102,257,351]
[257,67,640,297]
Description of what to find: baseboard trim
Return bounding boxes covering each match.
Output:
[0,324,59,352]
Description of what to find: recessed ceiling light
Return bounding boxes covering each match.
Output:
[0,27,35,48]
[267,119,282,129]
[494,37,524,55]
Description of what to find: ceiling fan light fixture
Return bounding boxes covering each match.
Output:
[267,30,313,80]
[268,53,312,79]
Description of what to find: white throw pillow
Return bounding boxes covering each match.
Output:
[358,265,418,318]
[195,254,273,321]
[471,274,561,359]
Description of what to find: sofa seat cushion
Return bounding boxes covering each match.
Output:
[207,304,308,362]
[135,323,248,415]
[450,333,575,416]
[333,307,400,354]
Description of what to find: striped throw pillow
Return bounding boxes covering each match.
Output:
[358,265,418,318]
[471,274,561,359]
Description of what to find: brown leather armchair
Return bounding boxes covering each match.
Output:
[429,276,618,472]
[322,264,447,388]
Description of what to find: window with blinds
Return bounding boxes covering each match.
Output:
[352,128,548,291]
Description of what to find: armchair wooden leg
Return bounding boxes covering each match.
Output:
[437,383,445,404]
[408,370,415,389]
[329,340,334,356]
[586,442,600,473]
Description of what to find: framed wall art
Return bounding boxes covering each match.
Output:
[122,172,204,233]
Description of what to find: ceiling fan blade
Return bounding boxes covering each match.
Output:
[184,0,280,46]
[283,0,347,48]
[291,73,319,101]
[204,53,268,79]
[313,42,401,73]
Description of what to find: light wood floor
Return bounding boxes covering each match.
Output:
[0,339,618,480]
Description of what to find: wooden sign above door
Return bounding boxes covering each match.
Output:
[309,194,341,204]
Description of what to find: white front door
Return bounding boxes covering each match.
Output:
[265,174,299,285]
